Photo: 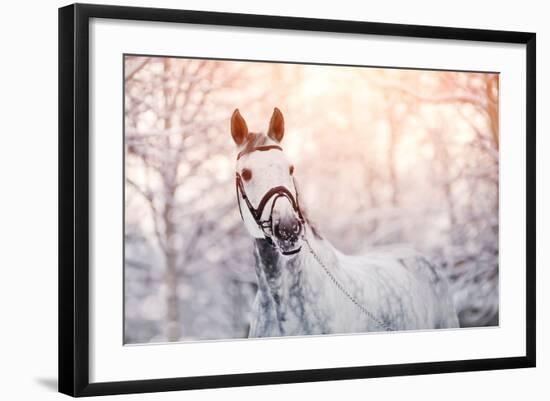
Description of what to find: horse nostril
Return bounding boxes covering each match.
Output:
[273,222,286,240]
[273,220,301,241]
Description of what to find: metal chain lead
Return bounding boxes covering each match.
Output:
[304,238,393,332]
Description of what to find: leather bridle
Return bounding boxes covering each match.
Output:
[235,145,304,242]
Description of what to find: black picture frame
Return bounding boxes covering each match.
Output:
[58,3,536,397]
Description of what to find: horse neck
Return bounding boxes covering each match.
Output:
[253,226,337,334]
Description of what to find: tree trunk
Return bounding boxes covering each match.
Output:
[162,58,181,342]
[164,210,180,342]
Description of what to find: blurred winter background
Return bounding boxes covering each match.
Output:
[124,56,499,344]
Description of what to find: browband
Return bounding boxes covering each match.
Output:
[237,145,283,160]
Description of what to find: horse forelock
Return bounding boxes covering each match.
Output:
[238,132,275,159]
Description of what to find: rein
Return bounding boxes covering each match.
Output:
[236,144,393,332]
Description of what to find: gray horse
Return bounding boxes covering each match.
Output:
[231,108,459,337]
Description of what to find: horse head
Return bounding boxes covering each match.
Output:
[231,108,304,256]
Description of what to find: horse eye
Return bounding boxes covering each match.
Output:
[241,169,252,181]
[289,165,295,175]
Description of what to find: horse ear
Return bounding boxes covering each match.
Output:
[268,107,284,143]
[231,109,248,146]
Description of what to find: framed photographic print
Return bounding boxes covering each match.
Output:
[58,3,536,397]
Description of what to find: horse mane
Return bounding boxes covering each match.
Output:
[302,210,323,240]
[292,179,323,241]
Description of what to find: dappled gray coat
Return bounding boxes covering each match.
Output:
[249,228,459,337]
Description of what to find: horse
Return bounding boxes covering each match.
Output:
[230,108,459,337]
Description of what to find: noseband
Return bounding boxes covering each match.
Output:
[235,145,304,241]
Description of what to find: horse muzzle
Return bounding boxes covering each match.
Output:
[271,196,304,256]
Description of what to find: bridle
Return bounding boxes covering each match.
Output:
[235,145,304,243]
